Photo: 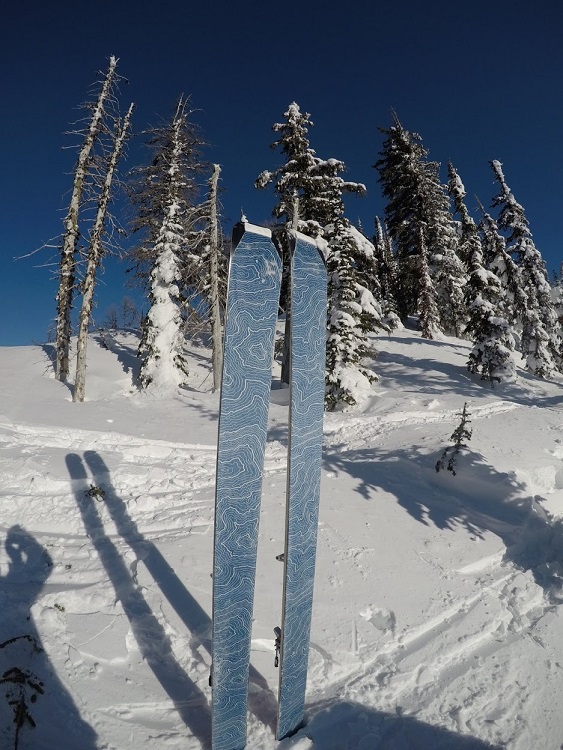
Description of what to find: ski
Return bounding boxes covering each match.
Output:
[211,223,282,750]
[277,232,327,740]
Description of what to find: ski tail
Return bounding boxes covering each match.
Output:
[212,223,282,750]
[277,232,327,740]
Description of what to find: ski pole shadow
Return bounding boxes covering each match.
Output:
[80,450,278,731]
[66,453,212,748]
[0,525,98,749]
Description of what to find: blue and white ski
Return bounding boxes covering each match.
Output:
[277,232,327,740]
[211,223,282,750]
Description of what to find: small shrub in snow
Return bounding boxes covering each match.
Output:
[435,402,472,476]
[0,635,44,749]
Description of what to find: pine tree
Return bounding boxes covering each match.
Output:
[447,164,515,380]
[325,222,386,409]
[375,115,466,335]
[255,103,318,382]
[257,103,384,407]
[418,157,466,337]
[551,262,563,328]
[490,160,561,376]
[417,228,440,339]
[375,114,428,320]
[479,206,527,324]
[255,103,318,228]
[136,99,200,391]
[256,103,368,384]
[138,201,189,390]
[304,157,386,408]
[447,163,483,271]
[462,220,515,383]
[373,217,401,329]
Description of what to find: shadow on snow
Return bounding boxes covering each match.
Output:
[67,450,278,747]
[324,445,563,602]
[295,699,503,749]
[0,525,98,749]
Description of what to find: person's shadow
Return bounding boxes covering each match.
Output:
[0,525,97,749]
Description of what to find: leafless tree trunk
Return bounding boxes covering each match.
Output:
[55,56,118,382]
[74,102,134,403]
[208,164,223,392]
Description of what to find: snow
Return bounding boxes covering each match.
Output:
[2,328,563,748]
[243,222,272,239]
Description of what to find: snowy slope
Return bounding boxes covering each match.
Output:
[1,329,563,749]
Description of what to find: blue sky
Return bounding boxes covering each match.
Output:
[2,0,562,345]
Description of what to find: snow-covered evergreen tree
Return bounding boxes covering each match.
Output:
[375,115,427,320]
[325,222,386,410]
[479,207,527,325]
[490,160,561,376]
[447,163,483,271]
[255,103,350,382]
[138,201,189,390]
[256,103,366,310]
[466,304,516,384]
[417,228,440,339]
[256,103,315,381]
[375,115,466,335]
[255,103,318,228]
[258,103,386,408]
[447,163,515,380]
[428,225,467,338]
[307,157,386,408]
[373,217,401,330]
[462,217,515,383]
[551,262,563,328]
[136,100,200,391]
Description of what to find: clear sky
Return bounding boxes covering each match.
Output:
[2,0,562,345]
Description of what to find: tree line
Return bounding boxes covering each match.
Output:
[52,58,563,409]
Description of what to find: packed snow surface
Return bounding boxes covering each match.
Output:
[1,328,563,749]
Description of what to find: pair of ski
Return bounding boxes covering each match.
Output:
[211,223,327,750]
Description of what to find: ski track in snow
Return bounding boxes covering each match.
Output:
[323,400,520,452]
[0,405,553,749]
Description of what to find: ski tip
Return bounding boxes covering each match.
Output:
[232,221,273,249]
[288,229,329,264]
[232,221,246,248]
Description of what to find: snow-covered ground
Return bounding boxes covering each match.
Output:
[1,328,563,749]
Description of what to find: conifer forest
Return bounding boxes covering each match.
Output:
[53,57,563,409]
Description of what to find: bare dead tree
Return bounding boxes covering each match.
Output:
[208,164,223,391]
[55,56,119,382]
[74,102,134,403]
[280,192,300,385]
